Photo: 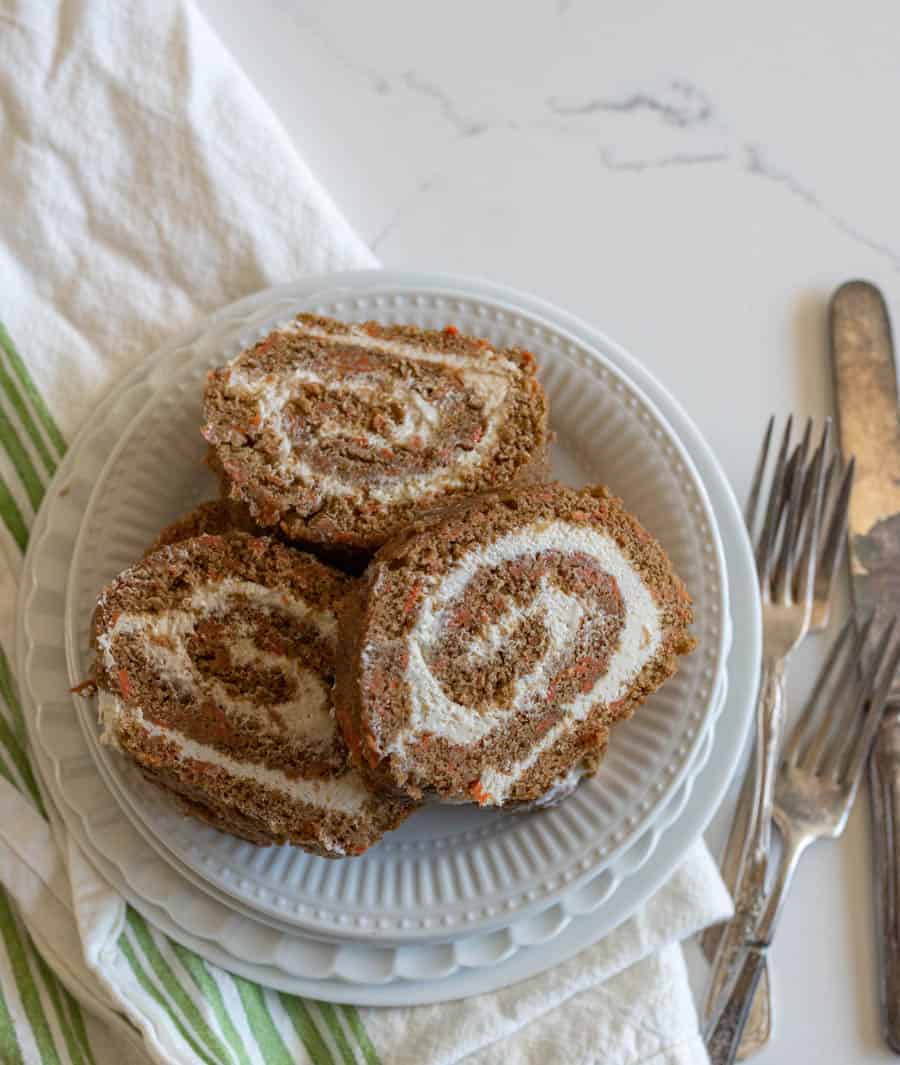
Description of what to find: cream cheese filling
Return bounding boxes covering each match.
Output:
[97,578,337,744]
[223,322,521,505]
[98,691,370,817]
[381,521,663,804]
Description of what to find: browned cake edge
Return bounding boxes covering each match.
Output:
[204,449,375,574]
[146,499,261,555]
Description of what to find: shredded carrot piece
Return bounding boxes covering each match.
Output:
[117,669,131,698]
[469,780,492,806]
[444,324,459,335]
[403,581,422,615]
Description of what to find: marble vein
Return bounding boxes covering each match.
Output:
[402,72,491,139]
[547,81,715,128]
[547,80,900,271]
[370,176,437,252]
[599,149,730,173]
[293,18,900,272]
[743,144,900,271]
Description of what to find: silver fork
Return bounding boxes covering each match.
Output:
[705,615,900,1064]
[702,418,854,1052]
[703,416,830,1028]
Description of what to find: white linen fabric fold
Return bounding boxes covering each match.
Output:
[0,1,730,1062]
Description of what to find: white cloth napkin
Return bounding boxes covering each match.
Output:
[0,2,732,1063]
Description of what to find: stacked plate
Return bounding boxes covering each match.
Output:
[16,273,760,1005]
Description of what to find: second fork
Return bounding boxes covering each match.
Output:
[702,417,839,1036]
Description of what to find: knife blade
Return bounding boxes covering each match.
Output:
[829,279,900,1053]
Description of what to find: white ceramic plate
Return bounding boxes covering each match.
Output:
[66,656,724,949]
[28,694,720,993]
[60,275,729,944]
[19,271,759,1002]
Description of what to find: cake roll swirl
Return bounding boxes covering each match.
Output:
[336,484,695,807]
[92,529,413,855]
[202,315,549,553]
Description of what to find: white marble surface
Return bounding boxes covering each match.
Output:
[197,1,900,1060]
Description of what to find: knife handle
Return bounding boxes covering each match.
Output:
[868,706,900,1053]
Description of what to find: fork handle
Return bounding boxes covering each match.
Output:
[704,945,768,1065]
[868,707,900,1053]
[703,657,786,1020]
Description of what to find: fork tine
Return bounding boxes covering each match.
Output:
[818,616,893,778]
[782,616,857,768]
[794,420,830,603]
[744,415,775,535]
[774,418,825,604]
[756,415,793,582]
[771,419,811,599]
[838,619,900,787]
[817,456,855,591]
[792,445,833,575]
[782,421,813,528]
[820,450,839,522]
[790,431,832,591]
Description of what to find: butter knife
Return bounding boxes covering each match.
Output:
[830,279,900,1053]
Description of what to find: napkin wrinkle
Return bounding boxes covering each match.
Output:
[0,779,71,913]
[362,843,729,1065]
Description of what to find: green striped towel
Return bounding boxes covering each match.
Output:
[0,2,731,1062]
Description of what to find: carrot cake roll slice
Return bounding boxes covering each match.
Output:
[335,483,695,807]
[202,314,550,553]
[93,532,413,856]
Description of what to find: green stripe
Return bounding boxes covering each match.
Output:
[0,712,45,816]
[126,911,232,1065]
[118,933,217,1065]
[233,979,293,1065]
[172,942,251,1065]
[341,1006,380,1065]
[0,752,18,791]
[0,406,44,510]
[279,996,334,1065]
[0,477,28,552]
[0,324,66,457]
[0,889,61,1065]
[0,966,24,1065]
[62,988,97,1065]
[315,1002,355,1065]
[33,949,86,1065]
[0,644,27,746]
[0,360,56,477]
